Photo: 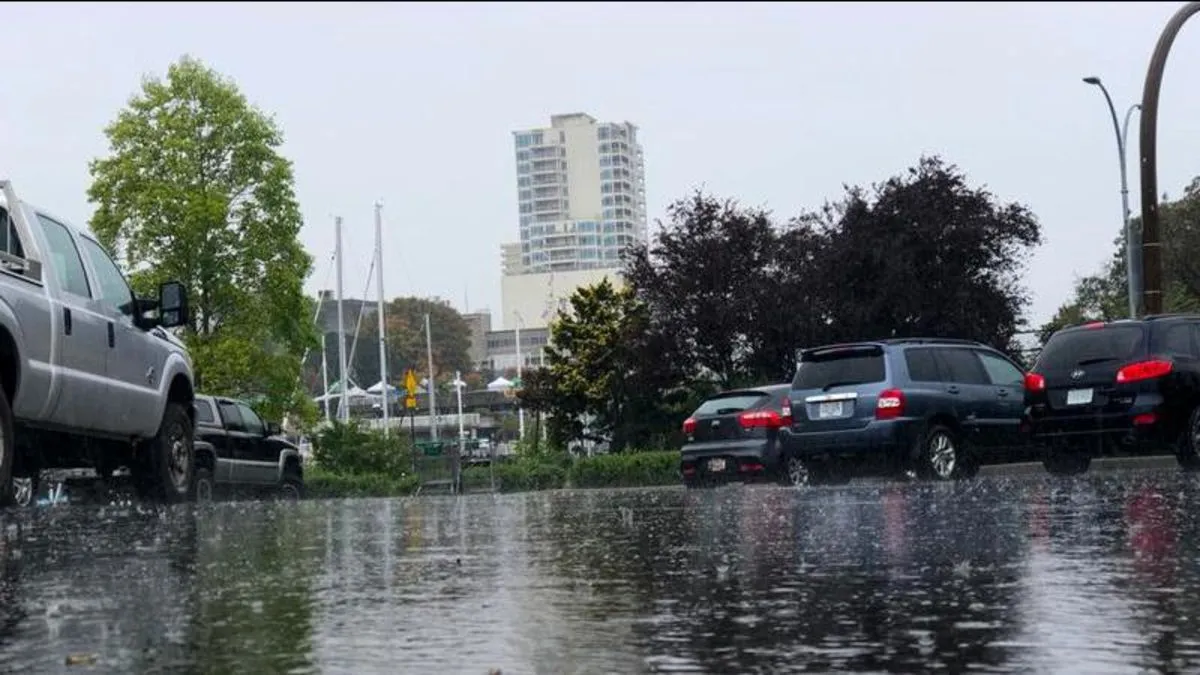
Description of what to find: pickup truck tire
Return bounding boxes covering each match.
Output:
[0,387,14,507]
[135,402,195,503]
[279,471,304,501]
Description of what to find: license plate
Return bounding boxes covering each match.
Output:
[708,458,726,472]
[1066,388,1094,406]
[817,401,843,419]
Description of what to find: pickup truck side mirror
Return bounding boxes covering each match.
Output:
[158,281,189,329]
[266,421,281,437]
[131,296,160,330]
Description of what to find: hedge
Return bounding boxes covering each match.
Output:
[307,450,683,498]
[305,465,420,499]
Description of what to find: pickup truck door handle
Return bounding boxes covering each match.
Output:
[107,322,115,348]
[63,308,72,336]
[946,385,960,395]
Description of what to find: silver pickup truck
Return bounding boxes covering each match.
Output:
[0,180,197,505]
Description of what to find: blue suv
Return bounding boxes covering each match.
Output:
[778,338,1031,485]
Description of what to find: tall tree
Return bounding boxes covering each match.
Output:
[541,279,685,452]
[1039,179,1200,343]
[815,156,1043,352]
[87,55,317,422]
[352,297,472,389]
[624,192,785,388]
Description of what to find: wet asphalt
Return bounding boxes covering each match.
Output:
[0,457,1195,673]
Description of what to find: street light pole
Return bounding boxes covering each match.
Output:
[1138,1,1200,317]
[513,311,525,441]
[453,371,466,452]
[1084,76,1141,318]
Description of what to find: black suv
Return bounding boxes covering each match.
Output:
[779,338,1030,484]
[1026,315,1200,475]
[680,384,791,487]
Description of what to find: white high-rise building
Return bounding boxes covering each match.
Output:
[507,112,647,274]
[499,113,647,329]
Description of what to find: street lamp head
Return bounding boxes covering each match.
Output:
[1083,76,1102,85]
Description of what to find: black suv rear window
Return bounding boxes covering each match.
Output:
[692,392,769,416]
[194,399,215,424]
[1036,325,1146,370]
[793,347,886,390]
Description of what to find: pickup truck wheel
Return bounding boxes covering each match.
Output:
[136,403,195,503]
[0,387,15,507]
[278,471,304,501]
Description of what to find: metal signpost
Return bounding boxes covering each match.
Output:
[405,369,418,470]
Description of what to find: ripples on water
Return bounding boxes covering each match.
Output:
[0,471,1197,673]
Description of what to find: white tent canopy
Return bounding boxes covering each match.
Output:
[366,380,402,398]
[314,385,377,404]
[486,376,513,391]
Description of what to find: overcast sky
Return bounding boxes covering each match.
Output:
[5,1,1200,328]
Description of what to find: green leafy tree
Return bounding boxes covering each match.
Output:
[813,155,1043,354]
[624,192,784,388]
[514,367,565,458]
[349,296,472,390]
[541,279,686,452]
[87,55,316,422]
[1040,179,1200,344]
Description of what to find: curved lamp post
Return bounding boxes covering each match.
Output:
[1083,76,1141,318]
[1139,1,1200,316]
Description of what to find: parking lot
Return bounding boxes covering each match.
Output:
[0,458,1191,672]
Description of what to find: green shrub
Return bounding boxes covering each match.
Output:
[312,420,412,476]
[567,450,681,489]
[305,465,419,499]
[461,457,568,493]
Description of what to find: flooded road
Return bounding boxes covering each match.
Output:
[0,469,1197,673]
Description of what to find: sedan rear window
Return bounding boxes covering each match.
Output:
[1036,325,1146,370]
[692,393,769,416]
[793,347,886,390]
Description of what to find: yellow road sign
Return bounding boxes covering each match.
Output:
[405,395,417,409]
[404,369,418,396]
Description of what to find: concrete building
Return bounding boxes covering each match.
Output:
[499,269,624,332]
[463,311,493,370]
[500,112,646,330]
[485,326,550,372]
[315,289,372,337]
[500,242,525,276]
